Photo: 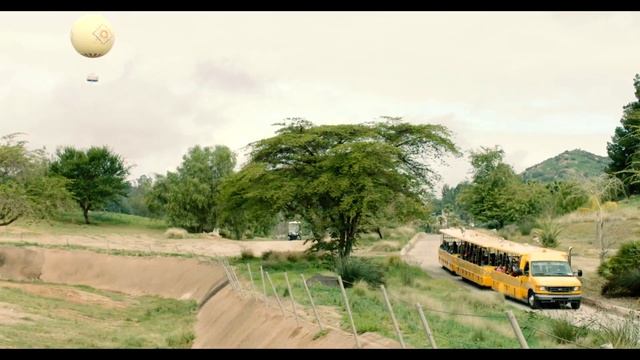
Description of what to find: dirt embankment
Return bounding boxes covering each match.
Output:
[194,286,390,348]
[0,247,224,302]
[0,246,393,348]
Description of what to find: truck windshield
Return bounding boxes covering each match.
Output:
[531,261,573,277]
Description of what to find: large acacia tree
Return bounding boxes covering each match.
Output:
[218,118,460,258]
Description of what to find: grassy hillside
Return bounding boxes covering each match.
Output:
[521,149,610,183]
[0,281,197,348]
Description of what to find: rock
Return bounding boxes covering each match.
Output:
[306,274,339,288]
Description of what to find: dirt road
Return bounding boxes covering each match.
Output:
[0,231,310,258]
[402,233,628,330]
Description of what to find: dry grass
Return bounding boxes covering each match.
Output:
[164,228,188,239]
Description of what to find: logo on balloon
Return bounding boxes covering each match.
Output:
[93,24,113,44]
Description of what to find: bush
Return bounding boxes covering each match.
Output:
[164,227,188,239]
[385,255,421,286]
[218,228,231,238]
[334,256,385,288]
[599,241,640,297]
[518,218,536,236]
[601,268,640,297]
[551,319,587,344]
[532,218,562,248]
[240,249,255,260]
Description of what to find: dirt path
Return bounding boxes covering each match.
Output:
[401,233,629,330]
[0,231,310,258]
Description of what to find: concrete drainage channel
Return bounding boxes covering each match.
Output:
[0,246,392,348]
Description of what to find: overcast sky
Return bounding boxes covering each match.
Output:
[1,11,639,192]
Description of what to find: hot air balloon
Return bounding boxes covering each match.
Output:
[70,14,115,82]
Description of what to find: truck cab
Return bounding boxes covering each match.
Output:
[519,252,582,309]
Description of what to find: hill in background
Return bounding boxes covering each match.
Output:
[521,149,611,183]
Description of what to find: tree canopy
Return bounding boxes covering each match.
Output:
[0,134,72,226]
[607,74,640,194]
[50,146,129,224]
[458,146,550,228]
[146,145,236,232]
[217,118,460,258]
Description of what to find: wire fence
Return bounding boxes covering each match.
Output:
[210,259,603,349]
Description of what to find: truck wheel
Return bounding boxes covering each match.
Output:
[528,291,540,309]
[570,301,581,310]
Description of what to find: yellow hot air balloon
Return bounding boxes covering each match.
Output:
[70,14,115,58]
[70,14,115,82]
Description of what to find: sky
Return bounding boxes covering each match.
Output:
[1,11,639,192]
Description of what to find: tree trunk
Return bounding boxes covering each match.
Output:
[597,209,605,264]
[82,207,90,224]
[376,227,383,239]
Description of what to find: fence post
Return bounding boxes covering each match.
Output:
[284,272,300,326]
[416,303,437,349]
[260,266,268,305]
[229,265,244,297]
[222,262,237,290]
[506,310,529,349]
[338,276,361,349]
[380,285,406,348]
[265,272,286,316]
[247,263,259,301]
[300,274,323,330]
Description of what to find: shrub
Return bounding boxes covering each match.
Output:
[240,249,255,260]
[532,218,562,248]
[164,227,188,239]
[599,241,640,297]
[165,331,195,347]
[518,218,536,236]
[334,256,385,287]
[551,319,587,344]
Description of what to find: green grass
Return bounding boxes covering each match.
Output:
[357,225,418,249]
[230,253,575,348]
[3,210,168,238]
[0,281,197,348]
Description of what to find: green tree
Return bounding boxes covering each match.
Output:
[147,145,235,232]
[0,134,72,226]
[544,180,589,216]
[104,175,156,217]
[218,117,460,258]
[50,146,130,224]
[607,74,640,194]
[458,146,550,228]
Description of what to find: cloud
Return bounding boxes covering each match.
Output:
[194,59,263,94]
